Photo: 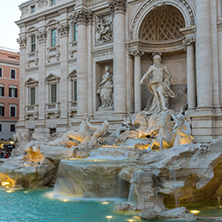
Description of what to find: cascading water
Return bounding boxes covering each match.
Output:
[169,168,180,208]
[128,184,137,205]
[53,147,138,199]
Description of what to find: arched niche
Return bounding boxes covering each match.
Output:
[130,0,195,41]
[134,4,189,111]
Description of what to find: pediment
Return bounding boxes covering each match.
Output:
[69,70,77,78]
[25,77,38,85]
[46,74,60,82]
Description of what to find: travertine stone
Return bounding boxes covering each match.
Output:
[131,50,144,112]
[76,8,92,115]
[183,38,196,110]
[196,0,213,108]
[112,1,127,114]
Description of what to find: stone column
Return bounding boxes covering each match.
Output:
[184,38,196,110]
[37,29,47,120]
[58,22,69,120]
[110,0,127,114]
[131,50,144,112]
[75,8,92,116]
[17,35,27,123]
[195,0,213,108]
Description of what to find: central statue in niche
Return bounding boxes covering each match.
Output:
[97,65,113,109]
[140,55,175,114]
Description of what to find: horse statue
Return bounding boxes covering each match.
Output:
[148,110,175,151]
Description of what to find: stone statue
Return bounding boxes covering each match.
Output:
[173,113,193,146]
[90,120,110,146]
[66,113,97,143]
[140,55,175,115]
[148,110,175,151]
[97,66,113,108]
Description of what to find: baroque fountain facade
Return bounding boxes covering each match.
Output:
[6,0,222,220]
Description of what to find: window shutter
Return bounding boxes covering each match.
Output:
[15,88,18,98]
[11,107,15,117]
[9,88,11,97]
[2,87,4,97]
[2,107,4,116]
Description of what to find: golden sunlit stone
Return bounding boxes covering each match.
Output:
[0,173,16,188]
[190,210,200,215]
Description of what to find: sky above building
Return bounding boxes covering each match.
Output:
[0,0,25,51]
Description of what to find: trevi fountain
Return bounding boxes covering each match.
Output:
[0,55,221,221]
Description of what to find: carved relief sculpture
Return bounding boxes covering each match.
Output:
[97,65,113,109]
[96,15,112,43]
[140,55,175,115]
[38,0,48,8]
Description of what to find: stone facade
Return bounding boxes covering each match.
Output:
[15,0,222,142]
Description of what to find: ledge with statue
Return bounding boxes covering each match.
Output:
[0,55,221,220]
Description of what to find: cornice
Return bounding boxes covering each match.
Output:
[16,1,75,26]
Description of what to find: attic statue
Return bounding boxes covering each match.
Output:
[140,55,175,115]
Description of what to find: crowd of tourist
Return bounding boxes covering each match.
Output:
[0,149,11,158]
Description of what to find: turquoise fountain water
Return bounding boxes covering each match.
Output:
[0,188,215,222]
[0,188,145,222]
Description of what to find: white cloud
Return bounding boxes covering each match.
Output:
[0,0,25,50]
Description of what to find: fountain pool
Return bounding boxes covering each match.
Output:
[0,188,145,222]
[0,187,215,222]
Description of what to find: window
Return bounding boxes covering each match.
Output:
[51,29,57,47]
[71,80,77,101]
[51,0,56,6]
[31,5,35,13]
[74,23,77,41]
[0,124,2,132]
[0,68,2,77]
[10,105,16,117]
[31,35,36,52]
[51,84,57,103]
[30,87,35,105]
[0,105,4,117]
[0,86,4,97]
[9,87,18,98]
[10,69,16,79]
[10,124,15,132]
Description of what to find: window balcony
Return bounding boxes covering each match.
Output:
[68,100,77,117]
[45,102,60,119]
[25,104,39,120]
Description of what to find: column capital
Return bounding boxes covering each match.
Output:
[74,8,93,25]
[58,23,69,38]
[130,50,144,57]
[37,30,47,44]
[109,0,126,14]
[17,36,27,49]
[183,37,195,46]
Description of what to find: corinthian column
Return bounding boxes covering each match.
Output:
[130,50,144,112]
[37,29,47,120]
[196,0,213,108]
[109,0,127,114]
[58,22,69,119]
[75,8,92,116]
[183,37,196,110]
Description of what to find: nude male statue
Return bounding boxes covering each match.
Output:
[140,55,175,114]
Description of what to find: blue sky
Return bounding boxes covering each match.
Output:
[0,0,25,50]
